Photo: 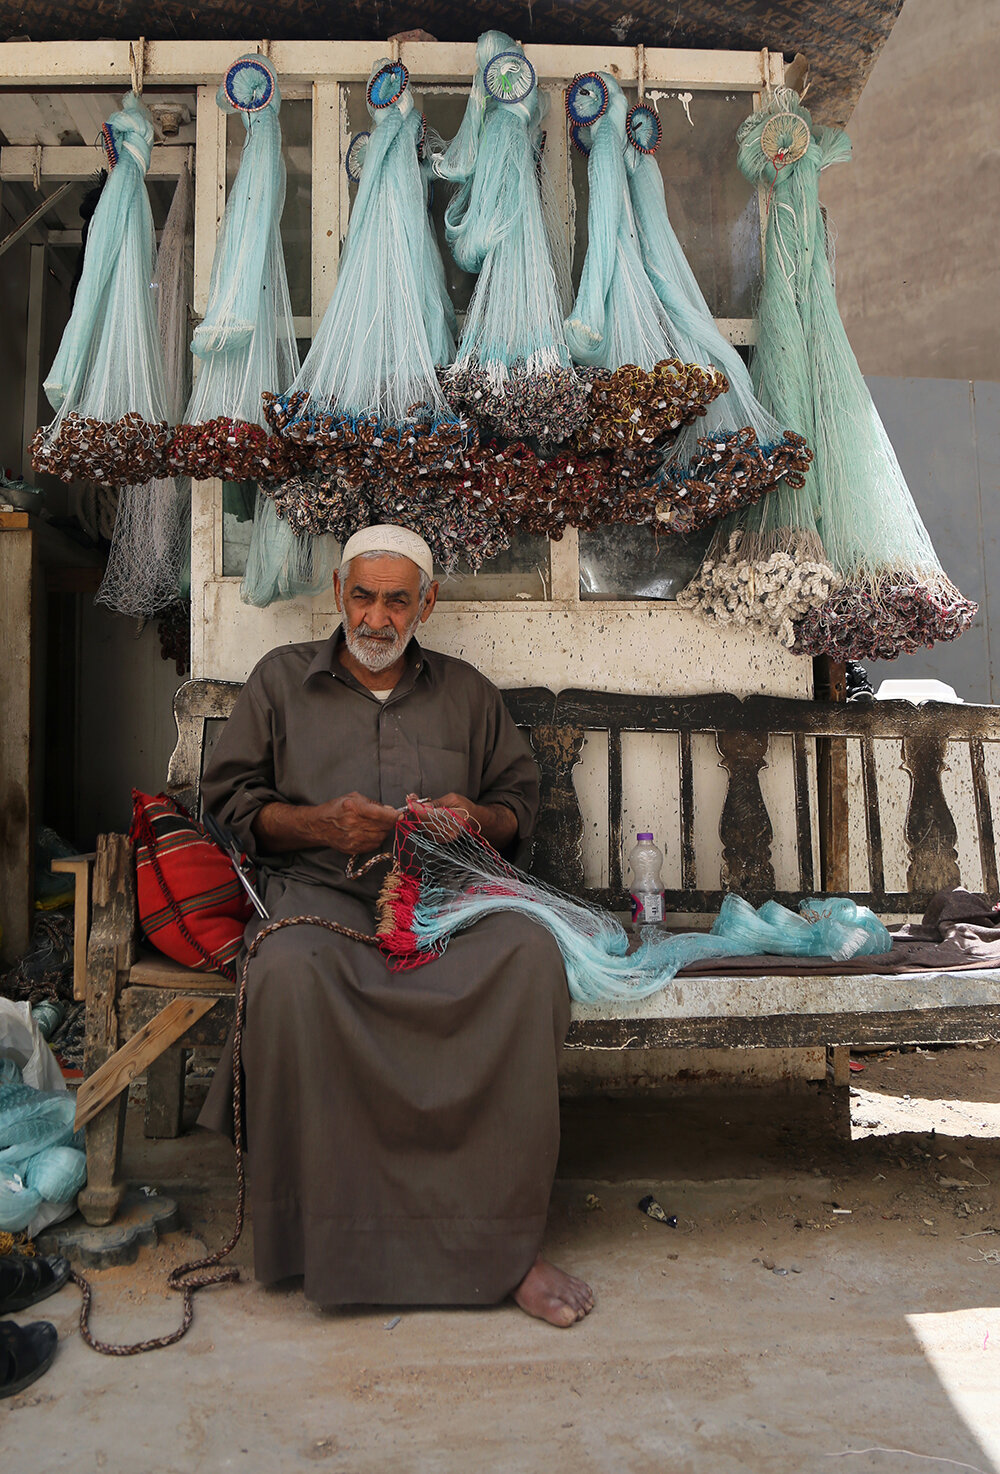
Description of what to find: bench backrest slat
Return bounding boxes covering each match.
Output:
[166,678,1000,917]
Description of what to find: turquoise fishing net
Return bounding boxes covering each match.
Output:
[240,487,337,607]
[622,88,813,522]
[564,73,813,540]
[729,90,976,660]
[96,165,193,618]
[31,92,170,487]
[171,56,302,485]
[376,808,891,1003]
[266,59,465,457]
[0,1060,84,1233]
[437,33,589,442]
[261,57,510,572]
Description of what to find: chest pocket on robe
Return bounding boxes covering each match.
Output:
[417,741,472,799]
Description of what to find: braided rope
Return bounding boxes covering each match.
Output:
[70,912,381,1356]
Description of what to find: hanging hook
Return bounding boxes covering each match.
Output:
[32,142,42,193]
[129,38,145,96]
[635,43,646,102]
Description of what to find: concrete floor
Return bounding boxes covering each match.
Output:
[6,1046,1000,1474]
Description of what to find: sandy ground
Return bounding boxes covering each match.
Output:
[5,1045,1000,1474]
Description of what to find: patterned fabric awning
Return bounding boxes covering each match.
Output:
[0,0,905,125]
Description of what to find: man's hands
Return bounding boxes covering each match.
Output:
[405,793,518,850]
[254,793,399,856]
[252,791,519,857]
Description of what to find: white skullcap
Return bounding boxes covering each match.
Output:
[341,524,434,581]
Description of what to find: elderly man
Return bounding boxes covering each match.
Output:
[199,525,592,1327]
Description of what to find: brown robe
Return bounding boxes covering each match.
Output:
[198,631,570,1306]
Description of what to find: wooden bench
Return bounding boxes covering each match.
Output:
[73,678,1000,1225]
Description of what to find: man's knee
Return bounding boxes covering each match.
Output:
[246,924,346,999]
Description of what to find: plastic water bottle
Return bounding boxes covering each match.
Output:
[628,833,665,924]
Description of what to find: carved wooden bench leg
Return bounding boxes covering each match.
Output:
[78,833,135,1227]
[80,1097,129,1226]
[145,1046,187,1138]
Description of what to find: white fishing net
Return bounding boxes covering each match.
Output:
[95,167,193,618]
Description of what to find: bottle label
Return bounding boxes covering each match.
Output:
[631,891,664,924]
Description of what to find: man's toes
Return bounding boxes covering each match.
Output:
[548,1297,578,1328]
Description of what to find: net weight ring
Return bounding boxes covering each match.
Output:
[483,50,537,104]
[759,111,811,168]
[565,72,610,126]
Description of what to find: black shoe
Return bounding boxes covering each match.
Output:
[0,1254,71,1314]
[0,1321,58,1398]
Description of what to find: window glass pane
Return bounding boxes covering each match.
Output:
[436,534,551,601]
[579,523,713,601]
[571,90,760,318]
[222,480,256,576]
[227,97,311,318]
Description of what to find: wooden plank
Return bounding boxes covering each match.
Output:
[566,1005,1000,1052]
[607,727,624,899]
[0,40,782,90]
[1,144,190,181]
[144,1046,187,1139]
[311,80,341,329]
[78,832,136,1225]
[128,952,235,990]
[679,729,696,891]
[120,986,234,1045]
[52,854,94,1000]
[20,243,44,486]
[75,995,216,1130]
[860,737,885,895]
[0,511,29,528]
[970,739,1000,896]
[0,526,34,961]
[792,732,814,894]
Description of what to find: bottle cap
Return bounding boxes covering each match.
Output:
[636,832,653,841]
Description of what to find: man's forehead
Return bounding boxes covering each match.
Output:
[345,554,421,589]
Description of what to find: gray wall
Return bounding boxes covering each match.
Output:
[865,375,997,703]
[821,0,1000,382]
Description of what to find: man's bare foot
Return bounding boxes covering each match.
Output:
[513,1255,594,1328]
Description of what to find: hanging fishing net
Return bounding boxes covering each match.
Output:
[31,92,171,487]
[562,72,758,535]
[96,165,193,618]
[261,58,511,570]
[730,90,976,661]
[678,98,839,643]
[265,62,475,491]
[240,486,337,607]
[170,56,302,484]
[436,34,589,443]
[374,806,891,1002]
[620,87,813,533]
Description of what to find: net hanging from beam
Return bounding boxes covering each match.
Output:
[95,164,193,618]
[31,92,170,488]
[262,56,510,572]
[169,55,303,486]
[686,90,975,660]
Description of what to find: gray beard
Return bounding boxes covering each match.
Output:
[341,611,420,674]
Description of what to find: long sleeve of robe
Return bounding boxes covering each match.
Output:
[198,631,571,1307]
